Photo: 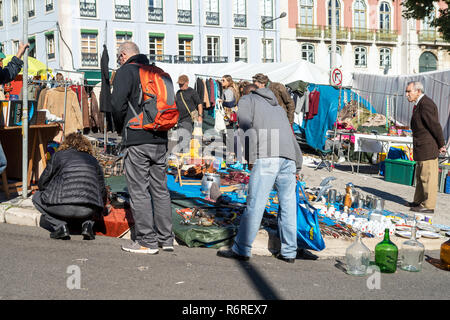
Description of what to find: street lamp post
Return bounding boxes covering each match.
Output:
[263,12,287,63]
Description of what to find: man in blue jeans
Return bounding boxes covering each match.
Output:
[0,43,29,175]
[217,84,303,263]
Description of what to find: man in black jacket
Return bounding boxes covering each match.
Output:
[0,42,28,175]
[111,41,173,254]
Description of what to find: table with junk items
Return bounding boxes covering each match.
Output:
[0,123,60,197]
[353,133,413,174]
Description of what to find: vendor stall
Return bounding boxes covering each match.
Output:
[0,123,60,196]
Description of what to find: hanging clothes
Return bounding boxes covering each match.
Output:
[209,78,215,107]
[37,87,50,110]
[202,79,210,109]
[80,86,90,130]
[89,90,103,133]
[306,89,320,120]
[44,87,83,134]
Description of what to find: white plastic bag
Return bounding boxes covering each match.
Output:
[214,101,226,133]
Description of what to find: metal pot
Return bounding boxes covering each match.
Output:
[327,189,337,204]
[201,173,221,195]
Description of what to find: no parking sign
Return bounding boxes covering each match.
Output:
[331,68,343,88]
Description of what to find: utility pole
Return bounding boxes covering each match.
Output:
[331,0,337,71]
[22,0,29,199]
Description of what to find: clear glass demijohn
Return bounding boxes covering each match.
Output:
[400,223,425,272]
[345,230,371,276]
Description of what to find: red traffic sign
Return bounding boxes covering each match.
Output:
[331,68,343,87]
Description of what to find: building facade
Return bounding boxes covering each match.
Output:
[280,0,450,76]
[0,0,284,82]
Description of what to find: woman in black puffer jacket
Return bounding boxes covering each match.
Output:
[33,133,106,240]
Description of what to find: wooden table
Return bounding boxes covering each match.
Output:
[0,124,60,196]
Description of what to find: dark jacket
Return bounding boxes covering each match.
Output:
[410,95,445,162]
[268,81,295,125]
[111,54,168,146]
[0,56,23,84]
[38,149,106,209]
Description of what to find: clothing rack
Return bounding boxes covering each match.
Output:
[26,79,107,144]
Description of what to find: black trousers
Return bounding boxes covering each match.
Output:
[32,191,98,231]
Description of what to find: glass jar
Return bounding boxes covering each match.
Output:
[399,225,425,272]
[345,231,371,276]
[440,238,450,270]
[375,228,398,273]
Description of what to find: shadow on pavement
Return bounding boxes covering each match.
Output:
[237,260,281,300]
[354,185,408,206]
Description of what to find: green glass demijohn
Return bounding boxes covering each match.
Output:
[375,228,398,273]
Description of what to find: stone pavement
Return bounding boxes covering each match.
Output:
[0,161,448,259]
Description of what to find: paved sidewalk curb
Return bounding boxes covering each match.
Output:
[0,198,446,259]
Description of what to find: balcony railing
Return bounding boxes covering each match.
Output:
[324,26,348,40]
[202,56,228,63]
[80,2,97,17]
[351,28,374,41]
[235,57,248,63]
[178,9,192,24]
[376,29,398,42]
[261,16,273,29]
[296,24,321,38]
[174,55,201,64]
[148,7,163,22]
[81,53,98,67]
[418,30,444,43]
[12,15,18,23]
[46,3,54,11]
[234,14,247,27]
[148,54,172,64]
[29,10,35,17]
[115,5,131,20]
[206,11,219,25]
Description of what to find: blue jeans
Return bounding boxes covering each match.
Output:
[232,157,297,258]
[0,142,6,174]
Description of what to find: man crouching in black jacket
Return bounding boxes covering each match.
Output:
[111,41,173,254]
[33,133,106,240]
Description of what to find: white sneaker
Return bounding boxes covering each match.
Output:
[122,241,159,254]
[162,245,174,252]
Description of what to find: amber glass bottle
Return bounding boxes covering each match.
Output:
[440,239,450,270]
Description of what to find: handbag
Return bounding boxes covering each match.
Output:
[296,181,326,251]
[180,92,198,122]
[214,101,226,133]
[229,111,237,122]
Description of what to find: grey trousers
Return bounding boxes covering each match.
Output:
[124,143,173,249]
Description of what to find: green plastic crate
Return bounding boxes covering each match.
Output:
[384,159,416,186]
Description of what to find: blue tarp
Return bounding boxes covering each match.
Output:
[302,84,376,151]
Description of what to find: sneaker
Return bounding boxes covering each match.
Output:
[121,241,159,254]
[162,245,174,252]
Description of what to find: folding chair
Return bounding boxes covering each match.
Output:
[314,148,333,172]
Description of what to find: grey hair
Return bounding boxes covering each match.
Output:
[118,41,140,56]
[407,81,424,93]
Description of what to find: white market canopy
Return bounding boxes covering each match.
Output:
[156,60,341,86]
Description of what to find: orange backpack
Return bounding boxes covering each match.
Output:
[126,64,179,131]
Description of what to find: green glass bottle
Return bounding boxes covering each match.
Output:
[375,228,398,273]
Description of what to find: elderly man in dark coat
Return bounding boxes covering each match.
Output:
[405,81,446,214]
